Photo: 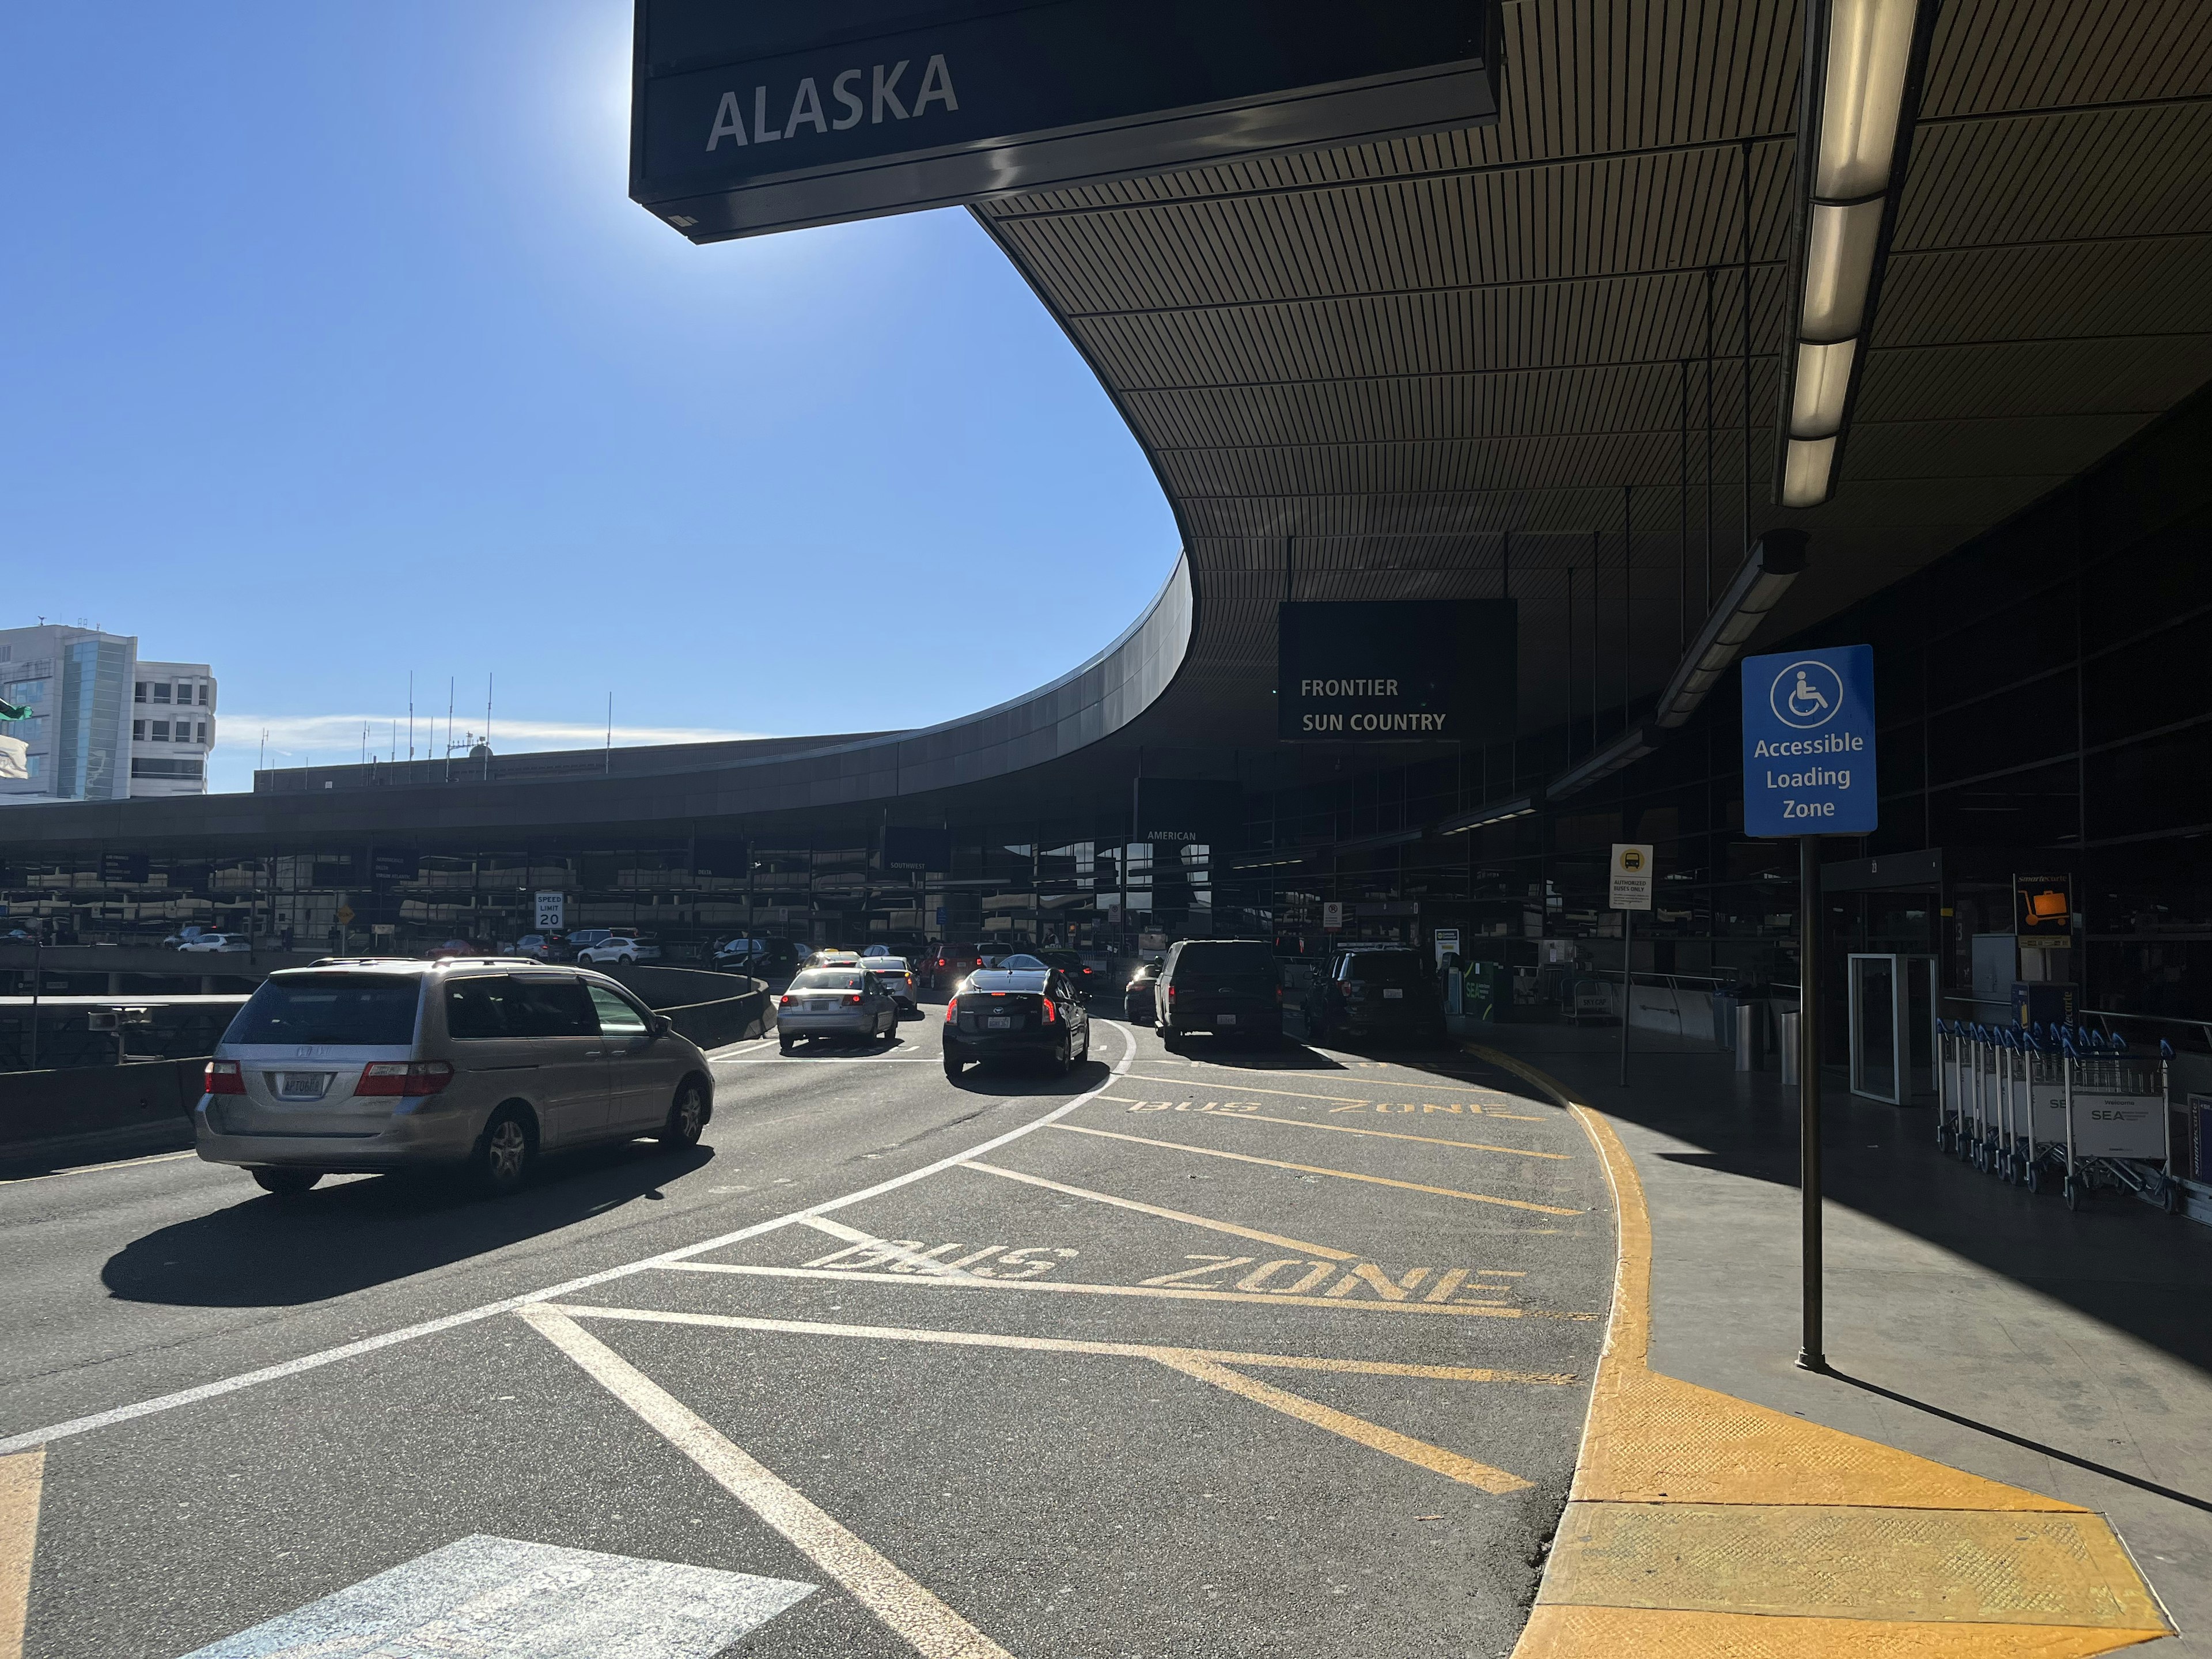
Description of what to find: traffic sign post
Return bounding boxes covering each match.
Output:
[1741,644,1876,1375]
[1608,844,1653,1085]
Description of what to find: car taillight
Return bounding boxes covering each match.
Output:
[778,993,794,1005]
[945,996,959,1018]
[1041,998,1057,1024]
[357,1060,454,1097]
[1165,984,1177,1002]
[205,1059,244,1096]
[844,994,862,1005]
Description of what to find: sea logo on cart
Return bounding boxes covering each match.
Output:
[1769,659,1844,730]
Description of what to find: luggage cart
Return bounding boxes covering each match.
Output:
[1982,1022,2017,1176]
[1935,1019,1969,1154]
[2059,1032,2184,1213]
[2014,1028,2069,1195]
[1993,1027,2024,1182]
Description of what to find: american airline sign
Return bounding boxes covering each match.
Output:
[633,1,1500,242]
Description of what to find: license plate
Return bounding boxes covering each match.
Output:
[809,1001,831,1012]
[987,1016,1013,1029]
[1216,1014,1237,1026]
[1382,988,1403,1000]
[275,1073,329,1100]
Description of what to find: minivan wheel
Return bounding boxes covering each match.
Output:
[251,1168,321,1196]
[660,1081,706,1151]
[474,1108,534,1197]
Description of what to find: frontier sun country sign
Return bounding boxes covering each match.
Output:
[1278,601,1516,745]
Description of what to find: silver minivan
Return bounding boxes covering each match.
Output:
[195,958,714,1196]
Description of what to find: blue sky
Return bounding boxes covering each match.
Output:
[0,3,1179,791]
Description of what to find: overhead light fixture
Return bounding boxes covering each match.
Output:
[1548,726,1658,801]
[1654,530,1809,728]
[1441,795,1539,835]
[1774,0,1936,508]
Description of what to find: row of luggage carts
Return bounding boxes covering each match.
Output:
[1936,1021,2187,1213]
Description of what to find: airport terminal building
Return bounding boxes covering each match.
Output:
[6,1,2211,1033]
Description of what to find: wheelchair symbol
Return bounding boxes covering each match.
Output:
[1770,659,1844,730]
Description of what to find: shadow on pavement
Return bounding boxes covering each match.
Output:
[1388,1027,2212,1384]
[102,1139,715,1309]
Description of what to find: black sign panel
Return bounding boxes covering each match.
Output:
[880,825,952,872]
[634,0,1499,241]
[1279,601,1515,743]
[1135,779,1241,846]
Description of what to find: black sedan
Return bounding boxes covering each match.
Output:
[1123,959,1163,1024]
[944,966,1092,1077]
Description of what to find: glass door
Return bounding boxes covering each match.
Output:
[1849,953,1905,1104]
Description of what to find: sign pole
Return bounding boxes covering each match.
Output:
[1797,831,1825,1372]
[1620,906,1633,1086]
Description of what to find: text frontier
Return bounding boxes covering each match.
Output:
[1300,678,1402,696]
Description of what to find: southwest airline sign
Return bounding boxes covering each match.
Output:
[633,1,1501,241]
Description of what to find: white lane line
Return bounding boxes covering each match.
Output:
[0,1149,199,1185]
[959,1160,1354,1260]
[522,1305,1014,1659]
[720,1056,937,1065]
[0,1026,1137,1458]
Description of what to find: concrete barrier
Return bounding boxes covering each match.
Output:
[604,965,770,1049]
[0,1057,204,1172]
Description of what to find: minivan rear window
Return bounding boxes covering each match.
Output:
[1172,942,1275,976]
[225,975,420,1046]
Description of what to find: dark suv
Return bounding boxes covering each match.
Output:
[1158,939,1281,1048]
[1304,945,1445,1046]
[1034,949,1102,1001]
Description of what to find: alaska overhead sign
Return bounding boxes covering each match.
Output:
[632,1,1501,241]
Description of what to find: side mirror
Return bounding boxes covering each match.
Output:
[652,1013,673,1037]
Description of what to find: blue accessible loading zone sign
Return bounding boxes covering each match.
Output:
[1740,645,1877,837]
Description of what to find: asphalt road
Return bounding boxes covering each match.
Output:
[2,1005,1615,1658]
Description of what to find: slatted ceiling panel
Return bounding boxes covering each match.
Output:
[1921,0,2212,116]
[1872,238,2212,346]
[1130,361,1725,451]
[1858,338,2212,423]
[1897,105,2212,251]
[958,0,2212,768]
[1074,265,1785,391]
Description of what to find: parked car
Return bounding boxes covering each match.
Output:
[1157,938,1282,1048]
[715,937,802,978]
[1034,948,1102,1001]
[575,937,642,967]
[1123,958,1164,1024]
[1302,944,1446,1046]
[862,957,920,1014]
[195,960,713,1196]
[944,963,1092,1077]
[177,932,252,954]
[562,929,636,960]
[162,925,210,948]
[777,968,900,1051]
[513,933,565,961]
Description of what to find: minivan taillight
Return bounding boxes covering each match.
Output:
[205,1059,244,1096]
[357,1060,454,1097]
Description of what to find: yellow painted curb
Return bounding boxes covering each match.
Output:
[1463,1045,2171,1658]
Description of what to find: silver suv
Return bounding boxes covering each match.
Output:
[195,958,714,1197]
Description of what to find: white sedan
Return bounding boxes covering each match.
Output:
[177,933,251,953]
[863,958,919,1014]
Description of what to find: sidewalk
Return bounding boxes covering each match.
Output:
[1467,1024,2212,1656]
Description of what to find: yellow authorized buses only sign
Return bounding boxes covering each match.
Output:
[1608,844,1653,912]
